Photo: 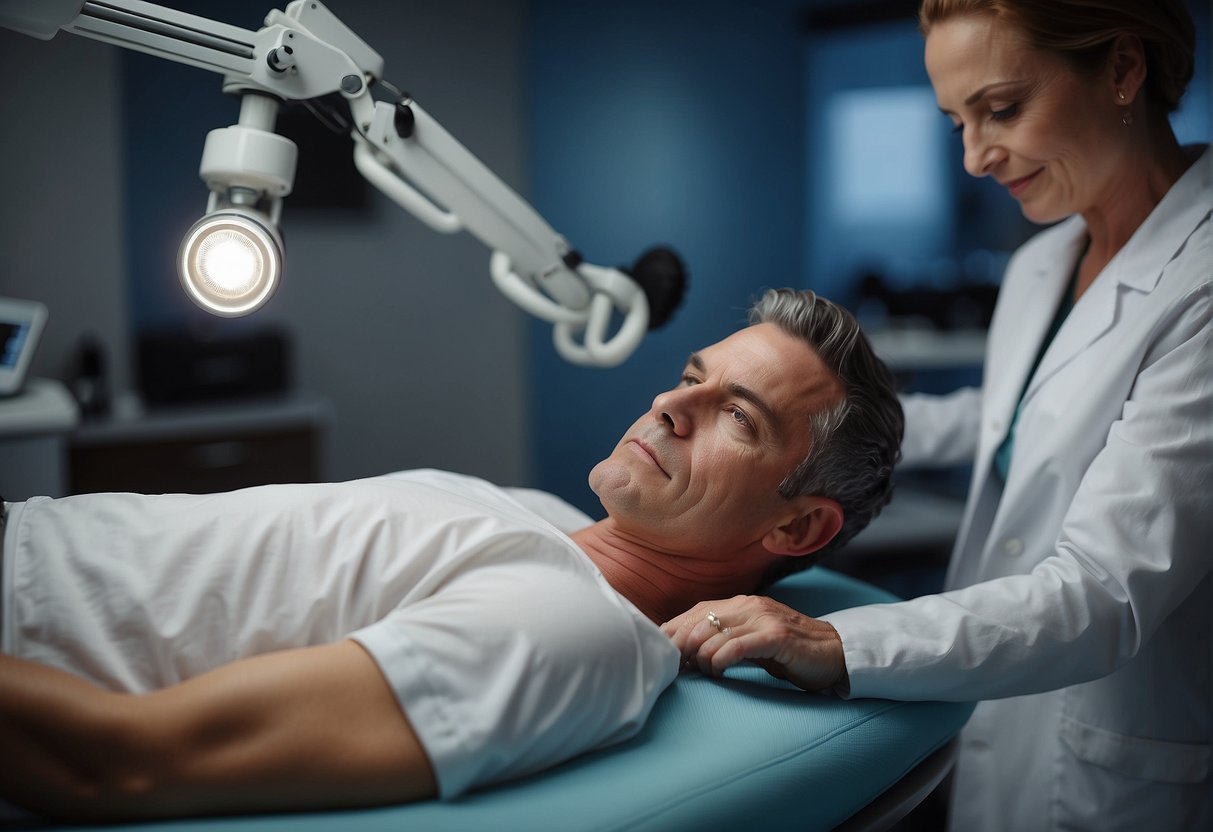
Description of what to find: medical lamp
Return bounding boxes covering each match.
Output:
[176,92,295,316]
[1,0,686,365]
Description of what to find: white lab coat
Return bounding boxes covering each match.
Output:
[821,145,1211,831]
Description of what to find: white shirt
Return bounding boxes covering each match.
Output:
[1,469,678,798]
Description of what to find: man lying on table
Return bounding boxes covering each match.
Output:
[0,288,902,822]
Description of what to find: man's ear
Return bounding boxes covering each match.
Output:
[762,497,844,557]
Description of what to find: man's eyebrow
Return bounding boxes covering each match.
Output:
[686,352,783,437]
[728,381,782,436]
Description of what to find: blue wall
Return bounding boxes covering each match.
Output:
[121,0,266,334]
[804,17,960,308]
[804,1,1211,312]
[525,0,806,514]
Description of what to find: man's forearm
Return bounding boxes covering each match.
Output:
[0,654,147,820]
[1,642,437,821]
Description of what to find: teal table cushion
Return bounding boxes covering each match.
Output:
[11,568,973,831]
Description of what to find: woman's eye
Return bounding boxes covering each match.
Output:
[990,103,1019,122]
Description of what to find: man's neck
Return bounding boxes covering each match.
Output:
[569,520,771,625]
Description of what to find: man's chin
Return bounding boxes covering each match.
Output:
[588,458,659,518]
[588,458,632,499]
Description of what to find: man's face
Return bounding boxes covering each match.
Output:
[589,322,843,555]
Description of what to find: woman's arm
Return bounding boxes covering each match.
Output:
[898,387,983,468]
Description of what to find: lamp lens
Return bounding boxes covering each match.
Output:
[179,212,281,316]
[196,229,263,297]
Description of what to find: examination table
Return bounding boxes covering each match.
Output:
[9,568,973,832]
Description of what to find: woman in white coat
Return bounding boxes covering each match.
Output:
[664,1,1210,828]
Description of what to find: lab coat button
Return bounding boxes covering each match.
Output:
[990,419,1004,433]
[1002,538,1023,555]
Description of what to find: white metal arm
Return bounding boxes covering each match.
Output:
[1,0,680,366]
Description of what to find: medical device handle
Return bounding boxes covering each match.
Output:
[352,140,462,235]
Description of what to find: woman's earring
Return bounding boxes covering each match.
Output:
[1117,90,1132,125]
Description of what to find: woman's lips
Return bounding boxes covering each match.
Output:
[628,439,670,477]
[1004,168,1043,198]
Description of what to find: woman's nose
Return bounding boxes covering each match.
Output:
[962,127,1004,178]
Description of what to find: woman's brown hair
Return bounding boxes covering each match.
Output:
[918,0,1196,114]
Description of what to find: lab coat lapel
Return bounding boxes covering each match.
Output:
[950,222,1082,590]
[1025,149,1213,401]
[1023,251,1117,402]
[984,219,1084,431]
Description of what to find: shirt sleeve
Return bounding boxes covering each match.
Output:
[350,552,677,798]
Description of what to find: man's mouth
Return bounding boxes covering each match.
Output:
[628,439,670,477]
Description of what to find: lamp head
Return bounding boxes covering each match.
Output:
[178,207,283,317]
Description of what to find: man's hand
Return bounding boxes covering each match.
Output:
[0,641,437,821]
[661,596,849,693]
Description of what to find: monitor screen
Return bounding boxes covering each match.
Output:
[0,297,47,396]
[1,320,30,370]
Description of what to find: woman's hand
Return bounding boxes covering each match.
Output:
[661,596,849,693]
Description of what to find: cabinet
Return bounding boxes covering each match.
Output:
[70,394,332,495]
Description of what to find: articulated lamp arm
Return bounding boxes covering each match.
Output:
[1,0,686,366]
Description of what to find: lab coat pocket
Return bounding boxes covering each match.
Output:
[1059,715,1209,783]
[1056,714,1211,831]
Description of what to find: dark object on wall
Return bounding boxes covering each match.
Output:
[858,274,999,331]
[138,328,292,405]
[621,246,689,330]
[275,94,371,213]
[800,1,920,32]
[72,334,112,418]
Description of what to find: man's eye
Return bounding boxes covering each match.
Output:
[680,374,700,386]
[729,407,751,429]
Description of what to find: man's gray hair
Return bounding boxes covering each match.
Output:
[749,288,904,584]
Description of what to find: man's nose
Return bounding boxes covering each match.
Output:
[651,387,697,437]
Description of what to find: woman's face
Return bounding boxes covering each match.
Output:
[925,13,1121,224]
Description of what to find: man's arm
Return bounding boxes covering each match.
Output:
[0,641,437,821]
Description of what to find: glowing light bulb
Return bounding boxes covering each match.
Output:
[178,210,283,316]
[197,231,262,295]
